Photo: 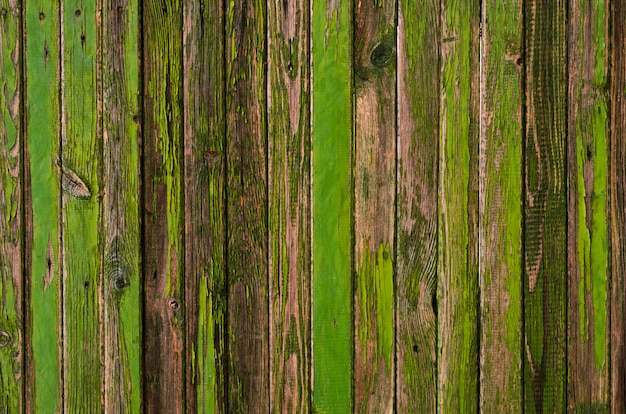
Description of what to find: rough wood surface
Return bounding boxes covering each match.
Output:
[142,1,185,412]
[267,0,311,412]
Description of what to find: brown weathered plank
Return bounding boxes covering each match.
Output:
[567,0,610,411]
[396,0,439,411]
[353,0,396,411]
[267,0,311,412]
[523,1,568,412]
[183,0,227,412]
[225,1,269,411]
[143,1,185,412]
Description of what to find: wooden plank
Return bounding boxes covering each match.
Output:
[478,0,524,411]
[567,0,610,411]
[267,0,311,412]
[0,0,23,411]
[438,0,480,412]
[311,0,352,410]
[183,0,226,412]
[353,0,395,411]
[396,0,439,411]
[142,1,185,412]
[225,1,269,411]
[523,1,568,412]
[102,0,142,412]
[609,0,626,412]
[24,0,62,411]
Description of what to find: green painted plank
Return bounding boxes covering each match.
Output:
[0,0,23,411]
[353,0,396,411]
[225,1,269,411]
[567,0,610,411]
[523,1,568,412]
[268,0,311,412]
[396,0,439,411]
[102,0,142,412]
[183,0,226,412]
[24,0,62,411]
[438,0,480,412]
[60,1,101,410]
[311,0,352,411]
[479,0,524,411]
[143,1,185,412]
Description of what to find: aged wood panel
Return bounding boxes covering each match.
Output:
[353,0,395,412]
[438,0,480,412]
[24,0,62,411]
[0,0,22,411]
[267,0,311,412]
[225,1,269,411]
[523,1,568,412]
[567,0,610,411]
[311,0,352,411]
[395,0,439,411]
[478,0,524,411]
[102,0,142,412]
[142,0,185,412]
[183,1,226,413]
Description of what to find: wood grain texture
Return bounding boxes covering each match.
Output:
[0,0,22,411]
[567,0,610,411]
[395,1,439,412]
[353,0,395,412]
[268,0,311,412]
[610,0,626,412]
[24,0,62,411]
[438,0,480,412]
[142,1,185,412]
[478,0,524,411]
[523,1,568,412]
[225,1,269,411]
[183,0,226,412]
[102,0,142,412]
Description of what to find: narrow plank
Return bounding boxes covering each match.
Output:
[0,0,23,411]
[567,0,610,411]
[311,0,352,410]
[353,0,395,411]
[225,1,269,411]
[478,0,524,411]
[396,0,439,411]
[24,0,62,411]
[267,0,311,412]
[143,1,185,412]
[609,0,626,412]
[102,0,142,412]
[438,0,480,412]
[183,0,226,412]
[523,1,568,412]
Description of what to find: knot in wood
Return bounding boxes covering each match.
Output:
[0,330,9,348]
[168,298,179,310]
[370,42,394,68]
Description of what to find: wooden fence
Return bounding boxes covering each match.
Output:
[0,0,625,412]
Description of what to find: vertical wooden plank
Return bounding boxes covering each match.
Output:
[311,0,352,411]
[478,0,524,412]
[268,0,311,412]
[0,0,22,411]
[24,0,62,411]
[567,0,610,411]
[609,0,626,412]
[523,1,568,412]
[353,0,395,412]
[60,0,102,410]
[183,0,226,412]
[102,0,142,412]
[143,0,185,412]
[396,0,439,411]
[438,0,480,412]
[225,1,269,411]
